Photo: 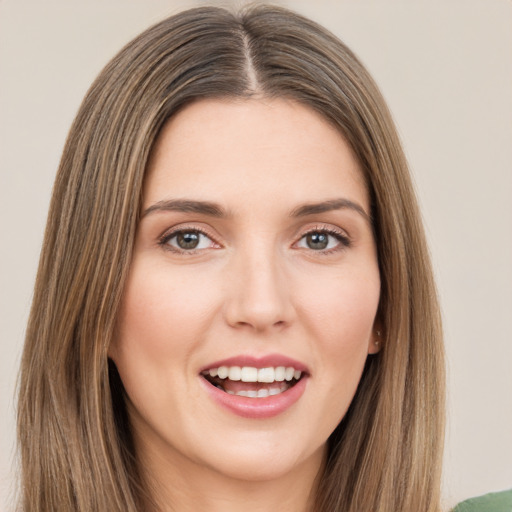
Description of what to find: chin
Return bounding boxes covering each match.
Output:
[189,431,326,484]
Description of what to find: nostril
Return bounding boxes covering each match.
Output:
[230,317,289,331]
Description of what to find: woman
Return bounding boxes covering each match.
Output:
[17,5,445,511]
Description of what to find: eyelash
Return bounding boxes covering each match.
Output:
[158,226,219,254]
[300,226,351,249]
[158,225,351,255]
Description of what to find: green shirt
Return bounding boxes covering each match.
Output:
[452,489,512,512]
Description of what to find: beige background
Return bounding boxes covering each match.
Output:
[1,1,511,510]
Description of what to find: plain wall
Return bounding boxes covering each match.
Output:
[1,1,511,510]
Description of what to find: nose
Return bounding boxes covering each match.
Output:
[223,244,294,332]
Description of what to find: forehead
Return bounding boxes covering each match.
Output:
[144,98,368,212]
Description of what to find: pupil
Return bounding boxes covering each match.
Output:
[177,232,200,249]
[307,232,328,250]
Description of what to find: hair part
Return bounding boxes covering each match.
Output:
[17,5,444,511]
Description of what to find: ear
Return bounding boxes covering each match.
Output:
[368,322,383,354]
[107,330,119,361]
[107,316,122,361]
[107,342,117,360]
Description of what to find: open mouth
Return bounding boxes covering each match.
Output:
[201,366,305,398]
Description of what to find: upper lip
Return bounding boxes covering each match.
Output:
[199,353,309,374]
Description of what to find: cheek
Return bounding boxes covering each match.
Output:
[298,267,380,346]
[108,261,225,433]
[296,265,380,397]
[112,261,221,362]
[278,265,380,444]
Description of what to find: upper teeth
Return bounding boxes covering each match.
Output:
[205,366,302,383]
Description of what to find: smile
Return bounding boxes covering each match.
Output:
[202,366,303,398]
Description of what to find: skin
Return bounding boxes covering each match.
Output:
[109,98,381,512]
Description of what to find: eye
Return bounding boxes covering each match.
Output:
[296,229,350,252]
[161,229,218,252]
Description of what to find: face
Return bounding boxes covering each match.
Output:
[110,98,381,486]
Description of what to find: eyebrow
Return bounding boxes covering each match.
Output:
[141,197,370,223]
[142,199,227,218]
[290,198,371,223]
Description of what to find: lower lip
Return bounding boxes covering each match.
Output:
[200,376,308,419]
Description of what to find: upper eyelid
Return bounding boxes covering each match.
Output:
[157,222,352,248]
[293,225,353,252]
[159,224,219,243]
[301,225,346,235]
[158,227,221,255]
[296,223,351,240]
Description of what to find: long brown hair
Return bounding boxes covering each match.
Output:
[17,4,444,511]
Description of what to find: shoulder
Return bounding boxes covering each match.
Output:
[451,489,512,512]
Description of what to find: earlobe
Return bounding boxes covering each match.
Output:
[108,319,122,361]
[107,338,117,361]
[368,327,383,354]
